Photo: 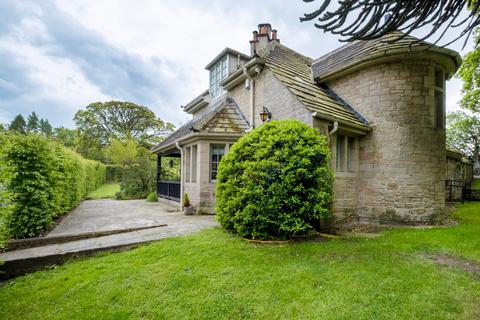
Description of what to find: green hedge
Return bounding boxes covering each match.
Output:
[216,120,334,240]
[0,133,105,238]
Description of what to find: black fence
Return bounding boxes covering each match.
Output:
[157,181,181,202]
[446,180,466,203]
[446,180,480,202]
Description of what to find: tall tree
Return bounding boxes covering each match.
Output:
[74,101,175,148]
[457,28,480,112]
[8,115,27,134]
[301,0,479,46]
[446,111,480,173]
[39,118,53,136]
[105,138,139,167]
[26,112,40,133]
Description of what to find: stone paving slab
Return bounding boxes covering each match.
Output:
[0,199,219,278]
[48,199,186,237]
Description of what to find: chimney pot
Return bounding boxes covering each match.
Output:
[258,23,272,36]
[271,29,277,40]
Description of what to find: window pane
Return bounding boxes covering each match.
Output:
[435,90,444,129]
[336,135,345,172]
[191,145,197,183]
[185,147,191,182]
[210,144,225,181]
[347,137,355,172]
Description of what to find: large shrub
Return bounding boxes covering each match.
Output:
[116,148,156,200]
[216,120,334,240]
[0,133,105,238]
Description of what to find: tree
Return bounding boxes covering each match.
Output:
[39,118,53,136]
[8,115,26,134]
[74,101,175,148]
[105,138,138,167]
[301,0,479,46]
[446,111,480,173]
[53,127,78,148]
[457,28,480,112]
[26,112,40,133]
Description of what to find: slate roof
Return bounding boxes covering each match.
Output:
[257,42,369,128]
[151,96,249,153]
[312,32,461,81]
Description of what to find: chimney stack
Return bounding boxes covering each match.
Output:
[250,23,279,56]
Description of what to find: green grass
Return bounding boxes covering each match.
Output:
[86,183,121,199]
[1,204,480,319]
[471,178,480,190]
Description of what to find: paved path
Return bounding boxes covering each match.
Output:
[1,199,219,278]
[48,199,215,236]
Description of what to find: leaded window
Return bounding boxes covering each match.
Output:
[209,57,228,99]
[210,144,225,182]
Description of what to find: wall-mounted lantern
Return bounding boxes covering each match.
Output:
[259,106,272,122]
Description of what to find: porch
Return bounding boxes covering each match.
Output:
[156,153,181,202]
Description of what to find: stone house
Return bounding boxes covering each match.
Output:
[152,23,462,223]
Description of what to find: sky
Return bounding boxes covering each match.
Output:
[0,0,474,129]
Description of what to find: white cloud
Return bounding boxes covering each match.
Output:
[0,0,475,128]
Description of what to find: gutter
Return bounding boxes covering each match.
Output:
[312,111,371,133]
[328,121,339,136]
[220,57,265,90]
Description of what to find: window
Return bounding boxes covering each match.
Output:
[347,137,355,172]
[185,147,191,182]
[210,144,225,182]
[191,145,197,183]
[434,68,445,129]
[336,135,356,172]
[209,56,228,99]
[336,135,345,172]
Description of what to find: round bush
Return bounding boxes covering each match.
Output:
[216,119,334,240]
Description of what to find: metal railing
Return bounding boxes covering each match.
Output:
[157,181,181,202]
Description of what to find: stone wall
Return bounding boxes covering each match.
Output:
[328,60,446,223]
[229,68,313,129]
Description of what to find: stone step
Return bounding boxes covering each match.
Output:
[5,224,168,251]
[0,224,203,279]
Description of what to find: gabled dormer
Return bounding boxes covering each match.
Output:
[205,48,250,100]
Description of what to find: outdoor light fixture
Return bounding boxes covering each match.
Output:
[259,106,272,122]
[169,159,174,168]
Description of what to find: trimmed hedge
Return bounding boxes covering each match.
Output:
[216,120,334,240]
[0,133,105,238]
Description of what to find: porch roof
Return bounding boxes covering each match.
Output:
[151,96,249,154]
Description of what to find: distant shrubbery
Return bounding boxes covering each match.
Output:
[0,133,105,238]
[216,120,334,240]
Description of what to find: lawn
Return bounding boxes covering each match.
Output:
[86,183,120,199]
[1,204,480,319]
[472,178,480,190]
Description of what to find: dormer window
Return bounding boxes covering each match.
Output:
[209,56,228,99]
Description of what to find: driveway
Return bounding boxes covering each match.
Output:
[49,199,218,237]
[0,199,219,278]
